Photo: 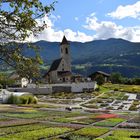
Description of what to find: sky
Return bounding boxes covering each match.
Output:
[27,0,140,42]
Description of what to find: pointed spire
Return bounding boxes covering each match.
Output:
[60,36,70,45]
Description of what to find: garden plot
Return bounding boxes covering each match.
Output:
[0,127,73,140]
[118,122,140,129]
[103,130,140,140]
[70,114,102,125]
[94,118,125,127]
[63,127,109,139]
[0,119,38,128]
[40,98,83,105]
[81,91,138,111]
[118,116,140,129]
[0,124,49,136]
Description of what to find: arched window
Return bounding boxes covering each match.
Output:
[65,48,68,54]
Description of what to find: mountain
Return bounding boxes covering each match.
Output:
[32,38,140,77]
[1,38,139,77]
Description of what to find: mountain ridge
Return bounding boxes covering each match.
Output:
[24,38,140,77]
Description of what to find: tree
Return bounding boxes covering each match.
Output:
[0,0,56,81]
[0,73,15,88]
[94,74,105,85]
[110,72,123,84]
[132,78,140,85]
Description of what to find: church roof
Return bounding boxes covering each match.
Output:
[60,36,70,45]
[48,58,62,73]
[43,58,62,78]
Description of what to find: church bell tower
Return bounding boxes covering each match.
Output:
[60,36,71,72]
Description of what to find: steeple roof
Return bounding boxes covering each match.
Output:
[60,36,70,45]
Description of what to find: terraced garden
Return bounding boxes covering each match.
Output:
[0,84,139,140]
[0,104,139,140]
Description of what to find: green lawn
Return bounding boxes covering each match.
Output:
[103,83,140,93]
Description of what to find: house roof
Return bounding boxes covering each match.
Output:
[89,71,110,77]
[60,36,70,45]
[96,71,110,77]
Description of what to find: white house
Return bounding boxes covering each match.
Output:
[9,72,29,87]
[21,78,29,88]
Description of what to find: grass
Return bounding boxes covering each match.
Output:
[99,86,110,93]
[103,83,140,93]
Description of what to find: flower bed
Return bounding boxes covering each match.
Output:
[0,124,49,136]
[0,119,38,128]
[72,118,98,125]
[0,127,73,140]
[64,135,91,140]
[53,118,73,123]
[95,114,118,119]
[104,130,140,140]
[1,110,84,120]
[94,118,125,127]
[73,127,109,138]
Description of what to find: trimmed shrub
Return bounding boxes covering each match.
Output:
[6,94,38,104]
[6,94,21,104]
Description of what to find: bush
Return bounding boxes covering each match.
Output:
[6,94,38,104]
[6,94,21,104]
[95,87,100,91]
[95,75,105,85]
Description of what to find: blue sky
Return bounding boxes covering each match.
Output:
[29,0,140,42]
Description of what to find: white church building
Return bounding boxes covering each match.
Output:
[44,36,72,84]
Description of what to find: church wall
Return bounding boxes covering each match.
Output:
[57,59,70,72]
[49,71,58,83]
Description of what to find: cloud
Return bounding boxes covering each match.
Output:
[26,13,140,43]
[74,17,79,21]
[64,29,93,42]
[108,1,140,19]
[26,15,93,43]
[84,13,140,42]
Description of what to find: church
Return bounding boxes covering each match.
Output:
[44,36,72,83]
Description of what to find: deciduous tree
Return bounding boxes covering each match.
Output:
[0,0,56,81]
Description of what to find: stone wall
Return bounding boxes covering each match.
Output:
[8,87,52,95]
[8,82,97,94]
